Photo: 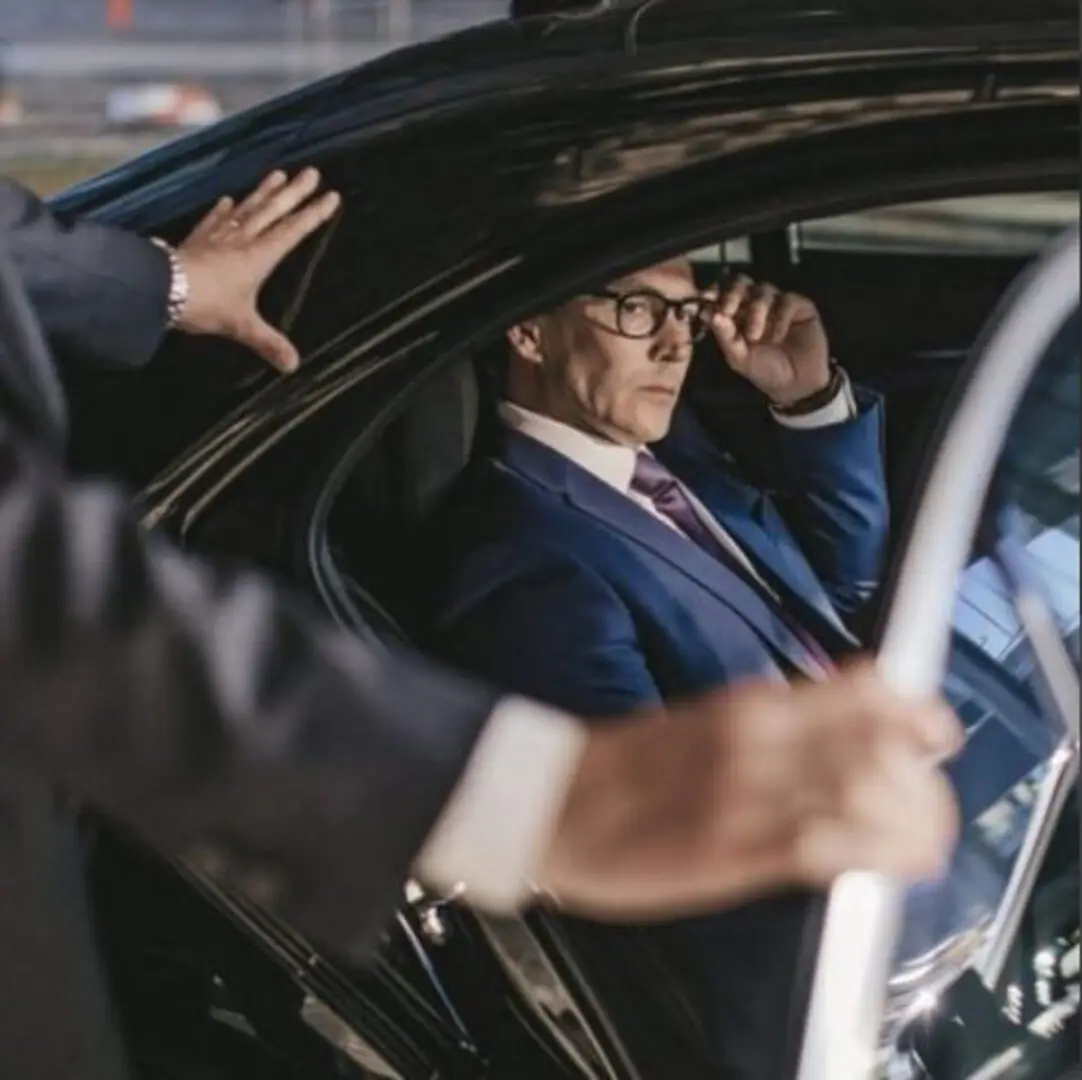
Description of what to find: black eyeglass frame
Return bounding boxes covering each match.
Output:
[583,287,716,342]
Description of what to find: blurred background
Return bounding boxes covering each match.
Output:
[0,0,506,194]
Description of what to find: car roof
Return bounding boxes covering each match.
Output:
[55,0,1078,220]
[54,0,1078,497]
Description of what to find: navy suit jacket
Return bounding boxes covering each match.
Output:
[425,393,889,719]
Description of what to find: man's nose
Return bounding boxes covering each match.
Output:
[653,312,695,359]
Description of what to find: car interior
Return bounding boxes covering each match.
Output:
[83,189,1079,1080]
[324,189,1079,645]
[303,189,1080,1080]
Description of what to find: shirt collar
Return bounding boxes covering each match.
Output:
[498,401,640,495]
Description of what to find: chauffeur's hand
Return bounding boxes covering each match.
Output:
[175,168,341,373]
[538,661,962,921]
[706,276,831,408]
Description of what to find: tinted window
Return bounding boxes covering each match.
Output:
[883,309,1079,1076]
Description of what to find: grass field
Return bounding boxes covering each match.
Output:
[4,158,124,197]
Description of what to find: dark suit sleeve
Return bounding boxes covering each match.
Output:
[770,388,889,621]
[0,432,498,960]
[434,553,662,722]
[664,390,889,627]
[0,179,170,370]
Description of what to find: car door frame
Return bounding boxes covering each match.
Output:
[293,180,1077,1080]
[127,117,1077,1080]
[795,228,1080,1080]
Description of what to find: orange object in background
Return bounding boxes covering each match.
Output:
[107,0,133,29]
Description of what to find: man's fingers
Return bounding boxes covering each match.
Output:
[742,284,778,344]
[807,662,964,759]
[261,188,342,265]
[231,169,288,227]
[767,293,802,345]
[188,196,235,243]
[852,676,964,760]
[794,731,960,885]
[241,167,324,239]
[718,275,752,318]
[170,170,341,348]
[233,313,300,374]
[795,785,957,883]
[905,699,965,760]
[711,312,749,367]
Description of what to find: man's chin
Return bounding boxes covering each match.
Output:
[637,410,676,445]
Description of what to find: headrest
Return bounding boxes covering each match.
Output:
[394,361,480,522]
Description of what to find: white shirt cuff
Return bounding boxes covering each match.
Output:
[413,696,588,914]
[770,370,857,429]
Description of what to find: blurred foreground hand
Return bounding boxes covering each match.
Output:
[539,660,962,920]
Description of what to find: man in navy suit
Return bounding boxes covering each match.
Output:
[421,254,895,1072]
[425,257,889,718]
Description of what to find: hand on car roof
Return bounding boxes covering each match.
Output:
[174,167,341,374]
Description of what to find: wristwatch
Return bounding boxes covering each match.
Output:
[771,359,853,417]
[149,237,190,330]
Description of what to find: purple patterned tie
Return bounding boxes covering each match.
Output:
[631,452,834,673]
[631,453,734,559]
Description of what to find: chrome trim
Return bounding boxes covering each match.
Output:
[883,924,991,1039]
[393,911,473,1043]
[973,581,1080,990]
[475,914,625,1080]
[173,863,416,1079]
[975,741,1079,989]
[300,995,400,1079]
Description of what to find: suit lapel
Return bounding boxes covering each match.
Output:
[658,449,855,644]
[502,433,826,680]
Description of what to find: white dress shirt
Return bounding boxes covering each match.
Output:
[414,378,857,912]
[498,400,773,586]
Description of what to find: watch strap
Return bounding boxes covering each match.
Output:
[772,360,848,416]
[149,237,190,330]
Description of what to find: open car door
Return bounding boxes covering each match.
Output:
[797,229,1080,1080]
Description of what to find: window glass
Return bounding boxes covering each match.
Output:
[798,192,1079,256]
[882,310,1079,1077]
[686,243,720,264]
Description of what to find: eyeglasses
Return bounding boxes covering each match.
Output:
[585,288,715,342]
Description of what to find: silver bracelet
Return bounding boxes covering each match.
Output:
[149,237,190,330]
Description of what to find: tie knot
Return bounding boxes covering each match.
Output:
[631,452,678,501]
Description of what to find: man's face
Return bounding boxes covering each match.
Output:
[510,259,706,446]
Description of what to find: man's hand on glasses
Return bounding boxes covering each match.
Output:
[704,276,833,408]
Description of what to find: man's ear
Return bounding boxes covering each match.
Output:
[507,320,546,365]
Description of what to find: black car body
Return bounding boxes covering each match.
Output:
[39,3,1080,1078]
